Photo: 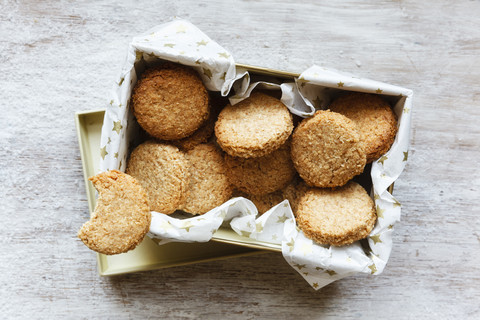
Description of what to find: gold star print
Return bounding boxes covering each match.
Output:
[203,68,212,79]
[294,263,306,270]
[272,234,278,241]
[114,152,118,159]
[286,238,295,252]
[220,72,226,81]
[109,100,114,105]
[374,193,380,201]
[303,272,309,276]
[388,224,394,230]
[315,266,323,271]
[393,198,401,208]
[378,155,388,165]
[118,78,124,86]
[180,222,194,232]
[118,160,122,170]
[218,52,230,59]
[100,146,108,160]
[370,234,382,244]
[197,40,208,46]
[164,43,175,48]
[325,270,337,276]
[256,222,263,233]
[176,24,187,33]
[301,242,313,255]
[195,59,201,65]
[368,264,377,274]
[403,151,409,162]
[312,283,319,289]
[240,230,252,238]
[376,205,385,219]
[118,103,122,108]
[112,121,123,134]
[160,220,173,230]
[376,88,383,94]
[107,137,111,144]
[337,81,344,87]
[277,214,288,223]
[403,107,410,114]
[135,51,143,61]
[313,96,323,108]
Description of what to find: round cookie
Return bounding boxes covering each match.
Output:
[281,179,309,216]
[126,141,189,214]
[215,92,294,158]
[132,63,210,140]
[78,170,151,255]
[182,144,233,215]
[234,190,285,215]
[291,110,366,188]
[329,93,398,163]
[296,181,376,246]
[171,106,216,151]
[225,142,296,196]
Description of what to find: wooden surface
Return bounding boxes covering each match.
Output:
[1,0,479,318]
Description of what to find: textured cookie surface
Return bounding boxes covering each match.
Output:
[225,142,296,195]
[182,144,233,215]
[296,181,376,246]
[329,93,398,162]
[171,105,216,151]
[132,63,210,140]
[78,170,151,255]
[215,92,294,158]
[281,179,309,216]
[241,190,285,215]
[126,141,189,214]
[291,110,366,188]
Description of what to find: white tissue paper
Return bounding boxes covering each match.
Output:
[99,19,413,290]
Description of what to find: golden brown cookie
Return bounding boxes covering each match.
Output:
[126,141,189,214]
[171,106,216,151]
[225,142,296,195]
[281,179,309,216]
[78,170,151,255]
[329,93,398,163]
[291,110,366,188]
[215,92,294,158]
[182,144,233,215]
[233,190,285,215]
[296,181,376,246]
[132,63,210,140]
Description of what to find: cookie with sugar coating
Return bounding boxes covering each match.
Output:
[329,93,398,163]
[126,141,189,214]
[182,143,233,215]
[296,181,376,246]
[291,110,366,188]
[215,92,294,158]
[78,170,151,255]
[132,63,210,140]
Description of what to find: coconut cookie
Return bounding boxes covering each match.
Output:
[329,93,398,163]
[291,110,366,188]
[78,170,151,255]
[132,63,210,140]
[215,92,294,158]
[296,181,376,246]
[126,141,189,214]
[225,142,296,196]
[182,144,233,215]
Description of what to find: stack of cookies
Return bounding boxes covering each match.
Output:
[81,61,399,253]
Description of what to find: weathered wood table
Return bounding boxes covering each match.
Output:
[1,0,479,318]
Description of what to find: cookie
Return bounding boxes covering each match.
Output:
[126,141,189,214]
[78,170,151,255]
[296,181,376,246]
[182,144,233,215]
[291,110,366,188]
[132,63,210,140]
[281,178,309,216]
[171,104,216,151]
[225,142,296,195]
[237,190,285,215]
[329,93,398,162]
[215,92,294,158]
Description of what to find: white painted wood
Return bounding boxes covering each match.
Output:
[1,0,479,318]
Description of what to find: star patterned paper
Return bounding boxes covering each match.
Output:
[97,19,413,290]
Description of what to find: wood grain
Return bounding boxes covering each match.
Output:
[1,0,479,318]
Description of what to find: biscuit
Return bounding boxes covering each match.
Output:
[329,93,398,163]
[132,63,210,140]
[171,105,216,151]
[215,92,294,158]
[235,190,285,215]
[225,142,296,195]
[182,144,233,215]
[126,141,189,214]
[291,110,366,188]
[78,170,151,255]
[296,181,376,246]
[281,178,309,216]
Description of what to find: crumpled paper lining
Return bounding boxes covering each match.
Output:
[98,19,413,290]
